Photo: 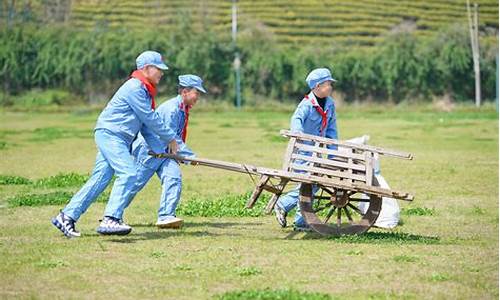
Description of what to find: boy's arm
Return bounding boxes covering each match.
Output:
[290,103,308,133]
[326,104,338,152]
[127,86,176,144]
[162,105,195,158]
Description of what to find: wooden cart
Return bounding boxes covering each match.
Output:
[151,130,414,236]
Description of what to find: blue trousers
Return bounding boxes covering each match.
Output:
[63,129,137,221]
[125,158,182,220]
[276,184,319,227]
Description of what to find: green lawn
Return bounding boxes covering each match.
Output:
[0,104,498,299]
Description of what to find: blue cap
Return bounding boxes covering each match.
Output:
[136,51,168,70]
[305,68,336,89]
[178,74,207,93]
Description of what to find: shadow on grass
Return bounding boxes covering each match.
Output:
[128,221,264,229]
[97,230,224,243]
[285,231,440,244]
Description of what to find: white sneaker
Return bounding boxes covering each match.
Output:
[51,211,81,238]
[156,217,183,229]
[96,216,132,235]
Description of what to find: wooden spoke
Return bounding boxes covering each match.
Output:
[320,186,336,196]
[347,197,371,202]
[343,207,353,224]
[347,203,364,215]
[314,196,331,200]
[336,207,342,227]
[314,202,332,213]
[323,207,336,223]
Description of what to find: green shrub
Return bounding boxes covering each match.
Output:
[0,175,31,185]
[401,207,435,216]
[7,190,108,207]
[178,192,268,217]
[14,89,74,107]
[33,173,89,188]
[0,23,497,103]
[217,289,333,300]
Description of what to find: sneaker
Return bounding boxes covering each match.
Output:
[274,205,287,228]
[293,223,312,232]
[156,217,183,229]
[51,211,81,238]
[96,216,132,235]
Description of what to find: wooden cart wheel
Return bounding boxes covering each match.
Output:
[298,178,382,236]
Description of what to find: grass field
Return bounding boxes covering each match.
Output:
[0,103,498,299]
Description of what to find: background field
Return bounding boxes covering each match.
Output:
[0,102,498,299]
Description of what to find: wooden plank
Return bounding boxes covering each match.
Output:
[290,163,367,182]
[348,149,354,184]
[256,169,414,201]
[263,178,289,214]
[291,153,367,172]
[364,151,373,186]
[295,143,365,160]
[246,175,269,208]
[282,137,297,171]
[281,130,413,160]
[262,184,282,194]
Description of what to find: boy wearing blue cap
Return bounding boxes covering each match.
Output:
[51,50,178,237]
[274,67,339,231]
[127,74,206,229]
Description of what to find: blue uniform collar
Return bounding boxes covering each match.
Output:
[305,92,333,111]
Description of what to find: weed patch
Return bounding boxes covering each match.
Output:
[0,175,31,185]
[178,192,268,217]
[30,127,91,142]
[346,249,363,256]
[429,273,450,282]
[7,191,108,207]
[393,255,419,263]
[150,251,166,258]
[34,173,89,188]
[217,289,333,300]
[35,259,68,269]
[236,267,262,277]
[401,207,435,216]
[330,232,440,245]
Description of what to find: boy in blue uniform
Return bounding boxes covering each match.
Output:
[274,68,338,231]
[128,74,206,229]
[51,51,178,237]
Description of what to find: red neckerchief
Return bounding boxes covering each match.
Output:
[179,100,191,142]
[130,70,157,110]
[305,94,327,134]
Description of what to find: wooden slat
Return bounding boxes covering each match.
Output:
[290,163,367,182]
[281,130,413,160]
[246,175,269,208]
[348,149,354,184]
[295,143,365,160]
[282,137,297,171]
[364,151,373,186]
[291,153,366,171]
[259,169,414,201]
[264,178,289,214]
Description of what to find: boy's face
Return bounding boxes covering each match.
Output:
[181,88,200,107]
[314,80,334,98]
[143,65,164,85]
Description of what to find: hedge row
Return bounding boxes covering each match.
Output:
[0,23,497,103]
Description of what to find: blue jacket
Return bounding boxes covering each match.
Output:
[291,91,338,140]
[290,91,338,160]
[132,95,195,169]
[95,78,176,145]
